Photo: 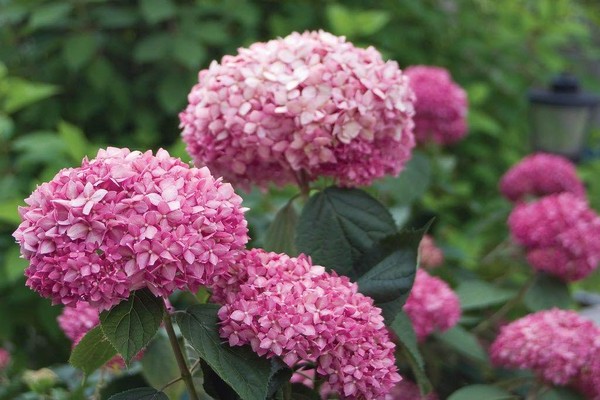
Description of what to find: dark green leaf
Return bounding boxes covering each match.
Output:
[139,0,176,24]
[28,3,72,30]
[295,186,396,278]
[157,72,193,114]
[69,326,118,375]
[448,385,516,400]
[455,280,516,311]
[0,247,28,288]
[176,304,273,400]
[200,359,241,400]
[63,33,97,70]
[290,383,320,400]
[266,358,292,399]
[539,387,585,400]
[391,311,431,393]
[263,199,299,256]
[435,326,489,363]
[107,387,168,400]
[99,289,164,364]
[100,373,150,399]
[141,332,185,400]
[375,152,431,206]
[524,273,574,312]
[172,36,206,69]
[134,34,171,63]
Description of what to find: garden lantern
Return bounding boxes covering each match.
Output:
[528,73,600,161]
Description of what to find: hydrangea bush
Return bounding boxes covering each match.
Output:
[7,30,600,400]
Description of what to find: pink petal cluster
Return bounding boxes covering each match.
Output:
[508,192,600,281]
[489,309,600,387]
[13,147,248,310]
[500,153,585,202]
[404,65,467,145]
[574,345,600,400]
[419,235,444,269]
[180,30,415,190]
[217,249,401,399]
[385,380,438,400]
[403,269,461,342]
[0,348,10,371]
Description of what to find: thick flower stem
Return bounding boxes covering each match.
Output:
[163,306,200,400]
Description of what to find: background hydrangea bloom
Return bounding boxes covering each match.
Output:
[508,192,600,281]
[574,344,600,400]
[180,30,415,189]
[403,269,461,341]
[489,309,600,386]
[385,379,438,400]
[13,147,248,310]
[217,249,401,399]
[500,153,585,202]
[419,234,444,269]
[404,65,467,145]
[0,348,10,371]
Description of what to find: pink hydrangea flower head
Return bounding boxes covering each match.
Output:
[404,65,467,145]
[500,153,585,202]
[403,269,461,342]
[180,30,416,190]
[217,249,401,399]
[13,147,249,310]
[574,343,600,400]
[508,192,600,281]
[490,309,599,386]
[0,348,10,371]
[419,235,444,269]
[57,302,100,342]
[385,379,438,400]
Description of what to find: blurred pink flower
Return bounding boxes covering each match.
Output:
[490,308,600,387]
[508,192,600,281]
[0,348,10,371]
[573,344,600,400]
[217,249,401,399]
[385,379,438,400]
[419,235,444,269]
[180,30,415,190]
[403,269,461,341]
[500,153,585,202]
[13,147,248,310]
[405,65,467,145]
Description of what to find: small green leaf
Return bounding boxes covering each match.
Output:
[4,78,59,113]
[447,385,516,400]
[141,332,185,400]
[524,273,574,312]
[58,121,88,161]
[455,280,516,311]
[172,36,206,69]
[539,387,585,400]
[290,383,320,400]
[374,152,431,206]
[391,311,431,393]
[267,358,293,399]
[139,0,176,24]
[69,326,118,375]
[295,186,396,278]
[63,33,97,70]
[28,3,72,30]
[263,199,299,256]
[200,360,241,400]
[435,326,489,363]
[176,304,273,400]
[107,387,168,400]
[134,34,171,63]
[99,289,164,364]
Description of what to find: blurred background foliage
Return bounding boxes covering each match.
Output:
[1,0,600,385]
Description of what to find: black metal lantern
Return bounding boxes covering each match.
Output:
[528,73,600,161]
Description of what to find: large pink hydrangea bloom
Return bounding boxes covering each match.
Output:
[13,148,248,310]
[500,153,585,203]
[574,344,600,400]
[508,192,600,281]
[490,309,600,387]
[418,234,444,269]
[180,30,415,190]
[385,379,438,400]
[0,348,10,371]
[404,65,467,146]
[403,269,461,342]
[216,249,401,399]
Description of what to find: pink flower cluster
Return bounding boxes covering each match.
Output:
[419,235,444,269]
[0,348,10,371]
[490,309,600,387]
[500,153,585,203]
[385,380,438,400]
[217,249,401,399]
[404,65,467,146]
[508,192,600,281]
[403,269,461,342]
[574,346,600,400]
[180,30,415,189]
[13,147,248,310]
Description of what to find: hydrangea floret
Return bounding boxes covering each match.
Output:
[418,234,444,269]
[180,30,415,189]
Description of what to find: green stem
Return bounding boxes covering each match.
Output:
[163,304,200,400]
[294,169,311,200]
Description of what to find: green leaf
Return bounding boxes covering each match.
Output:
[0,247,28,288]
[99,289,164,364]
[172,36,206,69]
[435,326,489,363]
[141,332,185,400]
[134,34,171,63]
[447,385,516,400]
[63,33,97,70]
[375,152,431,206]
[455,280,516,311]
[176,304,273,400]
[107,388,168,400]
[267,358,293,399]
[295,186,396,278]
[0,198,22,225]
[69,326,118,375]
[524,273,574,312]
[263,199,299,256]
[139,0,176,24]
[28,3,72,30]
[58,121,88,161]
[326,4,390,37]
[200,359,242,400]
[539,387,585,400]
[157,72,192,113]
[391,311,431,393]
[290,383,320,400]
[4,78,59,114]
